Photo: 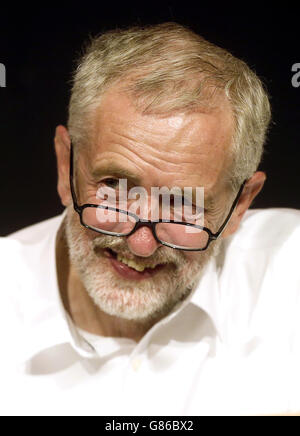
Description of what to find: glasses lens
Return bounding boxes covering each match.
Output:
[156,222,209,250]
[82,206,137,235]
[81,207,209,249]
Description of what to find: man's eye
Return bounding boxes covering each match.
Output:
[100,178,120,189]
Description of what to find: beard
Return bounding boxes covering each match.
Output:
[64,205,222,323]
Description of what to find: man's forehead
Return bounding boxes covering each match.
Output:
[92,83,234,146]
[80,84,234,195]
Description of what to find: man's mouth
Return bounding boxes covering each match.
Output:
[104,248,167,280]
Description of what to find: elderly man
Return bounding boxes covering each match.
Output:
[1,22,300,416]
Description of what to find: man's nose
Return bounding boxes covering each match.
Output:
[126,225,161,257]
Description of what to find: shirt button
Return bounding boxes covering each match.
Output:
[131,357,142,372]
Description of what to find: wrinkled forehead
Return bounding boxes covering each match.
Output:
[80,84,235,193]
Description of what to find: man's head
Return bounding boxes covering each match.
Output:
[54,22,271,323]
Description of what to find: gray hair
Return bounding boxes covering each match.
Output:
[68,22,271,191]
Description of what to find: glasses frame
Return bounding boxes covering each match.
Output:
[69,143,247,251]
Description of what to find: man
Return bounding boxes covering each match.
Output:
[1,22,300,416]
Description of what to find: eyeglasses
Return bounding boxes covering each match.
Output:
[69,143,246,251]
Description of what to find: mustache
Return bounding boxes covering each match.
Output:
[91,234,186,268]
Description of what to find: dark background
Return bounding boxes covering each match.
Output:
[0,3,299,236]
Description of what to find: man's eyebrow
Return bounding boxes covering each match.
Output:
[91,164,142,185]
[169,187,214,208]
[203,194,215,208]
[91,165,215,206]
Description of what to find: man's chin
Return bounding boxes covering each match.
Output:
[75,256,192,322]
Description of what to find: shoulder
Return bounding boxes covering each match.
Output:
[0,213,66,282]
[219,208,300,342]
[222,207,300,279]
[0,236,25,356]
[226,208,300,252]
[0,237,22,278]
[0,212,66,309]
[0,213,66,355]
[7,213,66,245]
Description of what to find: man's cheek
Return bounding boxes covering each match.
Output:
[184,251,201,262]
[85,228,98,242]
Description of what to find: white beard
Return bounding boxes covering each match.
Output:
[64,205,222,322]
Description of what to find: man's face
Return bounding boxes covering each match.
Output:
[63,86,235,321]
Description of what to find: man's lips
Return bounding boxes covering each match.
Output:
[104,248,166,280]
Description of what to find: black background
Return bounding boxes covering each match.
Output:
[0,3,299,236]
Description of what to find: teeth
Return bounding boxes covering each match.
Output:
[117,253,157,272]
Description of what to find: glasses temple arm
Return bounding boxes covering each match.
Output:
[213,180,247,238]
[69,143,81,213]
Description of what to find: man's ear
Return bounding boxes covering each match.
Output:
[54,125,72,207]
[222,171,266,238]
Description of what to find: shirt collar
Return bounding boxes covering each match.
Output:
[189,256,223,340]
[19,211,222,365]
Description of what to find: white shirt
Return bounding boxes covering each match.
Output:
[1,208,300,416]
